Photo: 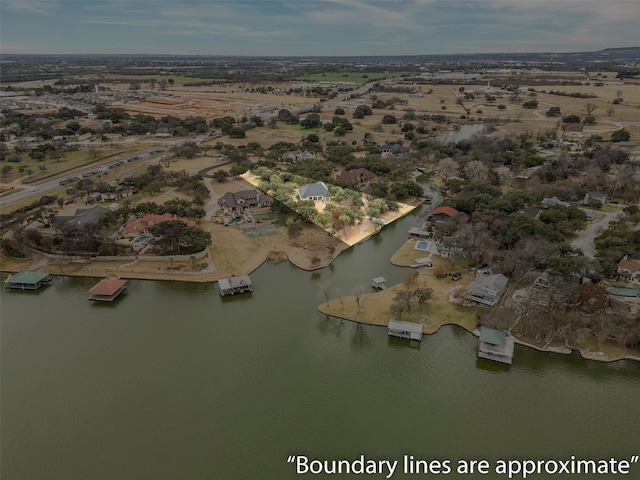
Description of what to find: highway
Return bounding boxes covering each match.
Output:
[0,134,209,208]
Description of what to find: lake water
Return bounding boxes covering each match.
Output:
[2,205,639,480]
[433,123,486,144]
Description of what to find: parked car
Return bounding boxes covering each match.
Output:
[451,272,463,281]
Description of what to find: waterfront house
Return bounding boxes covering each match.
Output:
[437,236,464,259]
[408,226,430,239]
[388,320,423,341]
[217,189,272,214]
[89,277,128,301]
[335,168,376,186]
[617,256,640,285]
[467,274,509,306]
[218,275,253,296]
[478,327,514,365]
[121,213,196,238]
[431,206,465,221]
[53,206,111,236]
[4,271,53,290]
[299,181,331,202]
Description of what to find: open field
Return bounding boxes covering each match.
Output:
[295,72,405,83]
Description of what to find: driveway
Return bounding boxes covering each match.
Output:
[571,209,621,258]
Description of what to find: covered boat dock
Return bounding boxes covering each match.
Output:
[218,275,253,296]
[478,327,514,365]
[388,320,423,341]
[89,277,128,301]
[4,271,53,290]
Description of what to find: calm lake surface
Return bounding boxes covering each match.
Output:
[2,207,639,480]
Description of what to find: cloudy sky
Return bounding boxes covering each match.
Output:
[1,0,638,56]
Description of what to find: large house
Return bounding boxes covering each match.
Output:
[431,206,461,220]
[617,256,640,285]
[467,274,509,306]
[299,181,331,202]
[121,213,196,238]
[217,189,272,214]
[335,168,376,186]
[53,205,111,235]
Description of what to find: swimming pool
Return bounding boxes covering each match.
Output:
[413,240,430,251]
[133,235,151,251]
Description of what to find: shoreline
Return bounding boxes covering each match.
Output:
[318,304,640,364]
[0,180,424,281]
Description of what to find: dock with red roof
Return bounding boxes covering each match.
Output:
[89,277,128,301]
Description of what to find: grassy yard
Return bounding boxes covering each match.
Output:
[318,268,479,335]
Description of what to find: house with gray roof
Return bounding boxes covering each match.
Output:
[541,197,570,208]
[299,181,331,202]
[467,273,509,306]
[53,205,110,235]
[217,189,272,214]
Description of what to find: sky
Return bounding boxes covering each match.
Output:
[1,0,638,56]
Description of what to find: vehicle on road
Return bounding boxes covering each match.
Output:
[59,176,80,185]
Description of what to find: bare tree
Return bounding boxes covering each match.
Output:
[435,157,458,182]
[414,287,434,309]
[584,103,597,116]
[48,150,65,162]
[352,285,370,313]
[319,281,333,305]
[463,160,489,182]
[88,145,102,158]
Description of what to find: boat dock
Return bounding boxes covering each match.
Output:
[478,327,514,365]
[218,275,253,296]
[4,271,53,290]
[89,277,128,301]
[388,320,423,341]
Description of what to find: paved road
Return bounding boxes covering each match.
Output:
[0,134,210,208]
[571,208,622,258]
